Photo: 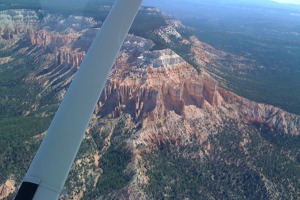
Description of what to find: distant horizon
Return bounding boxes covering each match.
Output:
[272,0,300,4]
[143,0,300,6]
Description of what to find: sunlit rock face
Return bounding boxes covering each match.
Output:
[153,20,183,43]
[0,10,38,42]
[98,48,300,135]
[136,49,185,68]
[0,9,39,28]
[0,9,96,49]
[0,179,16,199]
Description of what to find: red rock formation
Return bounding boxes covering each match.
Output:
[97,54,300,136]
[27,28,78,48]
[57,48,85,69]
[103,64,211,117]
[2,28,14,40]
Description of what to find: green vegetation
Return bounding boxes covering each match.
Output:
[0,116,50,181]
[204,57,300,115]
[90,122,109,151]
[97,148,132,195]
[0,55,39,117]
[92,117,134,198]
[0,0,114,20]
[0,51,54,183]
[130,10,168,49]
[182,10,300,115]
[144,121,300,199]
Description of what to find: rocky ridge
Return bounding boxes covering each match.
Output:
[92,47,300,198]
[153,20,183,43]
[99,49,300,135]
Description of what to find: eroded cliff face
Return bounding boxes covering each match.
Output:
[0,10,38,45]
[98,48,300,136]
[0,9,95,70]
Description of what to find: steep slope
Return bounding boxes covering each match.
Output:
[84,48,300,199]
[0,7,299,200]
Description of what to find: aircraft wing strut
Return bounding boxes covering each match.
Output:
[15,0,142,199]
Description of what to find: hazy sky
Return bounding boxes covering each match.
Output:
[144,0,300,5]
[273,0,300,4]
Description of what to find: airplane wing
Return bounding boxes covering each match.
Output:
[15,0,142,199]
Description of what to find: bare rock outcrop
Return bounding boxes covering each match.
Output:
[57,48,85,69]
[153,20,183,43]
[98,49,300,135]
[137,49,185,68]
[0,179,16,199]
[218,88,300,135]
[27,28,80,48]
[0,9,39,41]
